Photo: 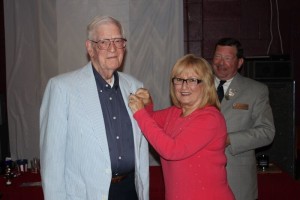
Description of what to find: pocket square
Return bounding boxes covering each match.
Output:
[233,103,249,110]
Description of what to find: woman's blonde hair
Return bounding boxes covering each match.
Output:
[170,54,220,110]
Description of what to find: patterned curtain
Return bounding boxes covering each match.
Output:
[4,0,183,165]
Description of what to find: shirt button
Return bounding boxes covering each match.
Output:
[105,84,109,87]
[113,116,116,120]
[99,90,103,93]
[118,156,122,160]
[109,97,112,100]
[116,136,119,139]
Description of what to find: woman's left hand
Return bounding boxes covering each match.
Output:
[128,94,144,114]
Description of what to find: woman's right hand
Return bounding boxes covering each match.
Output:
[128,94,144,114]
[135,88,152,106]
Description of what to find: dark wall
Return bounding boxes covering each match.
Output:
[184,0,300,126]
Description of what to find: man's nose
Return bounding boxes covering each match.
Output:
[217,57,224,65]
[107,41,117,52]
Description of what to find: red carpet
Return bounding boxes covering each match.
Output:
[1,166,300,199]
[150,166,300,200]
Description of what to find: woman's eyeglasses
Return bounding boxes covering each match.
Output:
[172,77,202,86]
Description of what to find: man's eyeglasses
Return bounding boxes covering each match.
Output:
[213,54,236,62]
[90,38,127,50]
[172,77,202,86]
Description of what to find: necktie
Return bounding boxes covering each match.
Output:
[217,80,226,102]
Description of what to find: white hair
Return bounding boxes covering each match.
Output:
[87,15,125,40]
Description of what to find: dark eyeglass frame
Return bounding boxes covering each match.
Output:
[89,38,127,50]
[172,77,202,86]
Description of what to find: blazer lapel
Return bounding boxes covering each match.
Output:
[220,74,242,115]
[118,73,139,136]
[76,63,110,162]
[223,73,242,103]
[118,73,143,167]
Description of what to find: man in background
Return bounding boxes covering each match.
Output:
[212,37,275,200]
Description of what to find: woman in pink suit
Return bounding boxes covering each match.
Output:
[129,54,234,200]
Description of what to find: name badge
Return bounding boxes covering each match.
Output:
[233,103,249,110]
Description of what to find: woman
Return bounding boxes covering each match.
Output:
[128,54,234,200]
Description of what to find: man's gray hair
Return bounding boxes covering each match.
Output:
[87,15,125,40]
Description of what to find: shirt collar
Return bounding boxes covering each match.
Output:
[215,76,234,86]
[92,66,119,90]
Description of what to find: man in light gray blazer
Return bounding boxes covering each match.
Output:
[212,38,275,200]
[40,16,149,200]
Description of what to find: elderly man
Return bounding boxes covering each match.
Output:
[40,16,149,200]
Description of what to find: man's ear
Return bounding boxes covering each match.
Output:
[237,58,244,69]
[86,40,94,58]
